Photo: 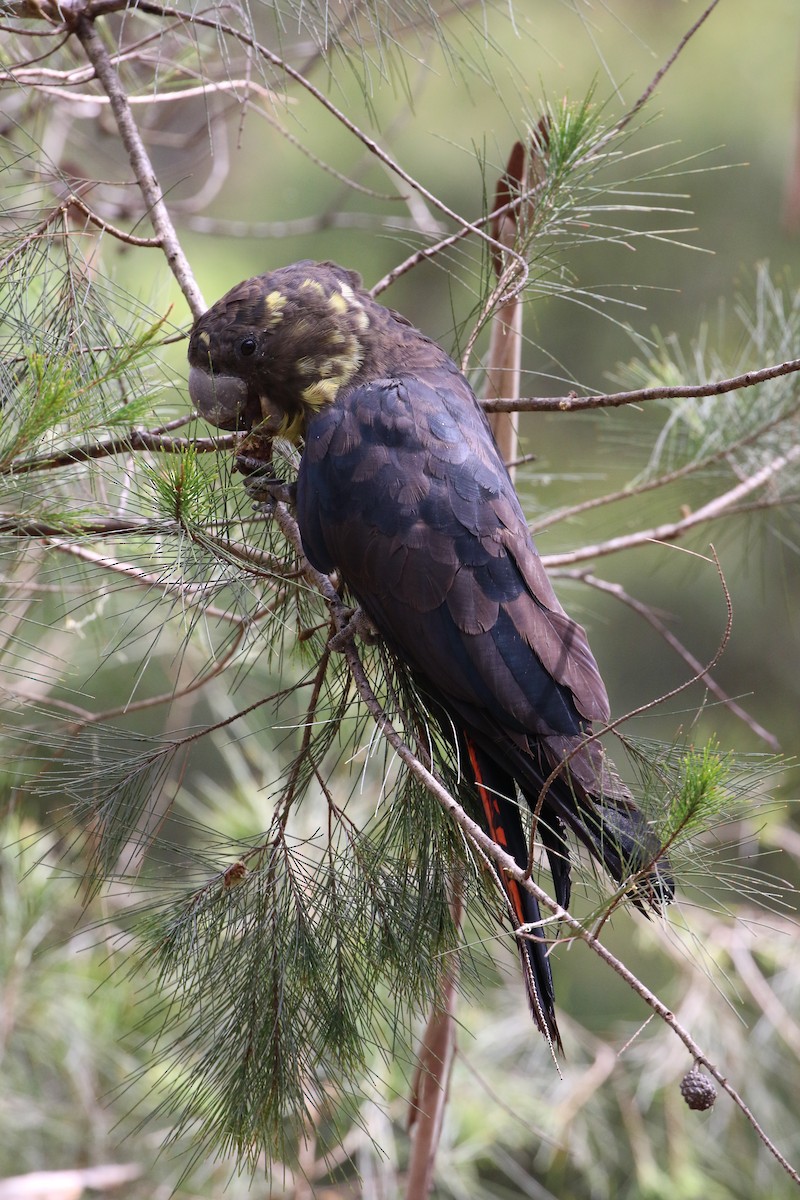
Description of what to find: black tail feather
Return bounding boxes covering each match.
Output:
[578,799,675,909]
[461,735,562,1049]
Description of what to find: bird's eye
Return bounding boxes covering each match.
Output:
[239,336,257,357]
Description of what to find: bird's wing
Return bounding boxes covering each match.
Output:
[298,370,610,744]
[298,370,673,905]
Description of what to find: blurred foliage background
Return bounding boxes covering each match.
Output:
[1,1,800,1197]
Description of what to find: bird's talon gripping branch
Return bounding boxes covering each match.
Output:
[247,480,297,510]
[188,260,675,1049]
[236,456,297,510]
[329,606,380,651]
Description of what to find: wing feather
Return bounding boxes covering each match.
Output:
[298,372,603,743]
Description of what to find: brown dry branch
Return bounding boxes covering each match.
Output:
[482,354,800,413]
[20,76,282,109]
[0,514,157,537]
[9,429,238,475]
[63,192,162,247]
[71,12,206,318]
[541,444,800,568]
[17,348,800,480]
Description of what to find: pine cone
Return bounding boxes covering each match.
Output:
[680,1067,717,1111]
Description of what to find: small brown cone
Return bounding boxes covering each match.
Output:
[680,1067,717,1111]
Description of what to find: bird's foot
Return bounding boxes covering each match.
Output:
[329,606,380,651]
[236,454,297,512]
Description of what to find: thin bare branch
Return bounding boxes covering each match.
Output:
[45,539,248,621]
[562,570,780,751]
[183,211,440,240]
[542,445,800,568]
[0,514,158,537]
[66,193,161,246]
[9,429,239,475]
[72,12,205,318]
[595,1,723,150]
[482,354,800,413]
[3,0,126,18]
[22,76,281,107]
[528,398,800,536]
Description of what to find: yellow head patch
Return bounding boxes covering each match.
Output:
[264,290,288,326]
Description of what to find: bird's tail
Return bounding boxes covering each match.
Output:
[461,734,562,1050]
[571,794,675,911]
[510,731,674,913]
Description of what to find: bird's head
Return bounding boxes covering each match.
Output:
[187,261,374,441]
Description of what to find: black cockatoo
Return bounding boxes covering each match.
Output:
[188,260,672,1048]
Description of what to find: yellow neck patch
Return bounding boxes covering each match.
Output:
[261,276,373,443]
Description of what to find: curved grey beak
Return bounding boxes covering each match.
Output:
[189,366,250,431]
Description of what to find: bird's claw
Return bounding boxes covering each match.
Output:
[236,455,297,511]
[329,606,380,651]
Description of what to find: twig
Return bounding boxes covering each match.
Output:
[25,76,282,107]
[596,1,722,150]
[66,193,161,247]
[45,539,252,621]
[9,429,239,475]
[0,514,158,537]
[482,354,800,413]
[562,570,780,751]
[72,12,205,318]
[528,399,800,536]
[541,445,800,568]
[723,934,800,1061]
